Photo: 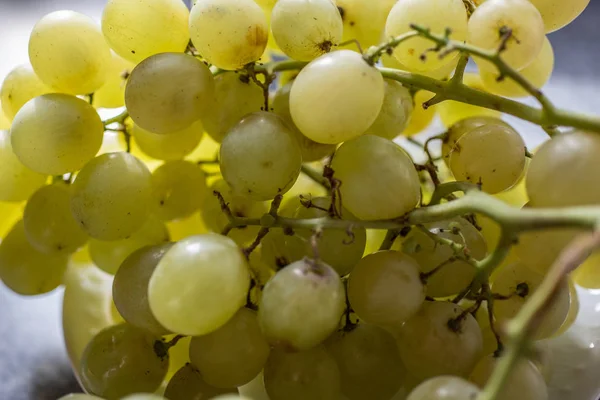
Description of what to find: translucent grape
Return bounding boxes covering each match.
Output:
[93,52,135,109]
[402,90,436,136]
[364,80,413,140]
[528,0,590,33]
[29,11,111,94]
[0,65,52,120]
[71,152,153,241]
[148,234,250,336]
[189,0,268,70]
[407,376,481,400]
[330,135,421,220]
[10,94,103,175]
[132,121,204,161]
[220,112,302,201]
[289,50,385,144]
[514,228,577,274]
[125,53,214,134]
[258,259,345,350]
[336,0,398,49]
[102,0,190,63]
[164,364,236,400]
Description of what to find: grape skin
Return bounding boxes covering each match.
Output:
[336,0,397,50]
[132,121,204,161]
[0,65,52,120]
[364,79,413,140]
[528,0,590,33]
[93,52,135,109]
[407,376,481,400]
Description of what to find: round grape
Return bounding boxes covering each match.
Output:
[0,65,52,120]
[528,0,590,33]
[364,80,413,140]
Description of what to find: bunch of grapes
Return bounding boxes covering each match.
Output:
[0,0,596,399]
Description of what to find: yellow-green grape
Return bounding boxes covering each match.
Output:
[289,50,385,144]
[189,308,270,388]
[71,152,153,241]
[102,0,190,64]
[407,376,481,400]
[385,0,467,72]
[189,0,268,70]
[121,395,167,400]
[348,251,425,330]
[381,48,459,80]
[336,0,398,49]
[514,228,577,274]
[271,0,342,61]
[272,82,335,161]
[364,80,413,140]
[402,90,436,136]
[29,11,111,94]
[0,131,47,202]
[528,0,590,33]
[132,121,204,161]
[10,94,103,175]
[258,259,345,350]
[125,53,214,134]
[491,261,570,340]
[264,346,341,400]
[220,112,302,201]
[327,324,407,400]
[79,323,168,398]
[148,234,250,336]
[113,244,172,336]
[164,364,236,400]
[0,220,68,295]
[469,355,548,400]
[201,72,263,143]
[57,395,104,400]
[93,52,135,109]
[0,65,52,120]
[468,0,545,72]
[330,135,421,220]
[397,301,483,381]
[23,183,88,254]
[481,37,554,98]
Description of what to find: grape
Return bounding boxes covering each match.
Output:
[71,152,153,241]
[396,301,483,380]
[289,50,385,144]
[121,395,167,400]
[132,121,204,161]
[348,251,425,330]
[200,72,263,143]
[79,323,168,398]
[0,65,52,120]
[258,259,345,350]
[336,0,398,49]
[402,90,437,136]
[167,212,210,242]
[102,0,190,64]
[10,94,103,175]
[481,37,554,98]
[264,346,341,400]
[528,0,590,33]
[93,52,135,109]
[259,230,298,271]
[271,0,343,61]
[385,0,468,72]
[29,11,111,94]
[189,308,270,388]
[326,324,407,400]
[514,228,577,274]
[381,51,459,81]
[407,376,481,400]
[330,135,421,220]
[125,53,214,134]
[468,0,545,72]
[364,80,413,140]
[0,220,68,295]
[0,106,9,129]
[189,0,268,70]
[164,364,236,400]
[220,112,302,201]
[148,234,250,336]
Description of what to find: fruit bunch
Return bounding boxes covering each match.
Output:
[0,0,597,399]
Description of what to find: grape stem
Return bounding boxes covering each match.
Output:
[300,164,331,189]
[102,109,129,127]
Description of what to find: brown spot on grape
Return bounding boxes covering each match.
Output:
[408,48,415,55]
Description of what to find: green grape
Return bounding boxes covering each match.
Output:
[514,228,577,274]
[272,82,335,161]
[407,376,481,400]
[402,218,487,297]
[102,0,190,64]
[152,160,208,221]
[220,112,302,201]
[330,135,421,220]
[290,50,384,144]
[189,308,270,388]
[0,65,52,120]
[364,80,413,140]
[264,346,341,400]
[165,364,237,400]
[468,0,545,72]
[348,251,425,330]
[10,94,103,175]
[71,152,153,241]
[402,90,436,136]
[57,395,104,400]
[93,52,135,109]
[0,130,47,202]
[132,121,204,161]
[29,11,111,94]
[528,0,590,32]
[326,324,407,400]
[80,323,168,399]
[260,230,298,271]
[0,220,68,295]
[396,301,483,380]
[189,0,268,70]
[148,234,250,336]
[385,0,467,71]
[121,395,167,400]
[258,259,345,350]
[381,52,459,81]
[271,0,343,61]
[113,244,172,336]
[23,183,88,254]
[200,72,263,143]
[336,0,398,49]
[125,53,214,134]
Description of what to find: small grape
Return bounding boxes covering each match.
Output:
[0,64,52,120]
[407,376,480,400]
[364,80,413,140]
[132,121,204,161]
[165,364,238,399]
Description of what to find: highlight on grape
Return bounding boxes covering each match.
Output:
[0,0,597,399]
